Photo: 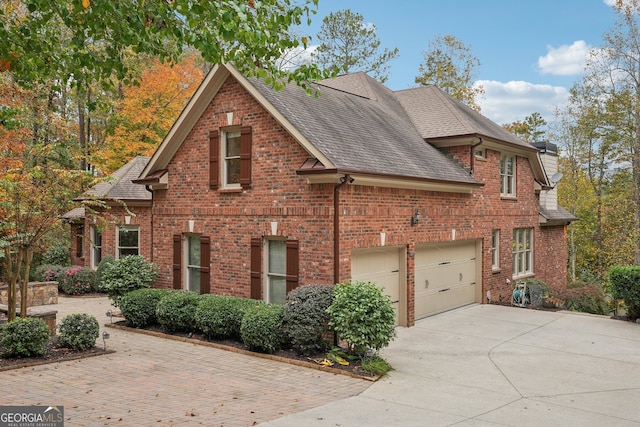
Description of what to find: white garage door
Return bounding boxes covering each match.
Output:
[351,247,404,326]
[415,240,478,319]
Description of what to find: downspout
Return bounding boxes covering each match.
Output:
[145,185,154,263]
[334,175,351,284]
[470,137,483,174]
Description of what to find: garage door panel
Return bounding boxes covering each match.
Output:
[415,241,478,319]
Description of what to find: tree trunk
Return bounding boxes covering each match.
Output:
[19,248,34,318]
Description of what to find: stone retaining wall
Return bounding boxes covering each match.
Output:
[0,282,58,307]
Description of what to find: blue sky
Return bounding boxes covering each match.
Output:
[298,0,621,126]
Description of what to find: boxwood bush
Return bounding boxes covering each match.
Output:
[195,295,260,339]
[327,280,396,354]
[609,266,640,319]
[57,314,100,351]
[240,303,285,354]
[101,255,158,307]
[283,284,334,355]
[156,291,200,333]
[1,317,51,357]
[119,288,170,328]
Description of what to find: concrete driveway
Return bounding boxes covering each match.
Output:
[261,304,640,426]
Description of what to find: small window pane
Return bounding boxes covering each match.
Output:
[119,228,138,248]
[268,240,286,275]
[188,236,201,266]
[268,276,286,305]
[188,267,200,293]
[226,134,241,157]
[226,158,240,184]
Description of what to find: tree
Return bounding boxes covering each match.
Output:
[0,0,334,92]
[98,55,203,173]
[312,9,399,83]
[415,34,484,111]
[503,112,548,142]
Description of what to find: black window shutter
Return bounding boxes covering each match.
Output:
[286,239,299,293]
[239,126,252,188]
[250,237,262,299]
[172,234,182,290]
[200,236,211,294]
[209,131,220,189]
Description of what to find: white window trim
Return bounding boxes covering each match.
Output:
[500,153,516,197]
[492,230,500,270]
[90,226,102,269]
[222,128,241,189]
[264,238,287,304]
[116,226,140,259]
[512,228,533,278]
[184,234,201,293]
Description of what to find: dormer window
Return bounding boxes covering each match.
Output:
[500,154,516,197]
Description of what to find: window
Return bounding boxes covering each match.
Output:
[76,225,84,258]
[90,226,102,269]
[491,230,500,269]
[500,154,516,197]
[172,234,210,294]
[117,226,139,258]
[209,126,252,189]
[512,228,533,277]
[250,238,299,302]
[475,147,486,158]
[185,235,201,293]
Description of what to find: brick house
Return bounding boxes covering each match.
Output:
[63,156,153,268]
[96,64,574,326]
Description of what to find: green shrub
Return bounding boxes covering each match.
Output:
[119,288,170,328]
[42,245,70,266]
[32,264,66,282]
[609,266,640,319]
[57,314,100,351]
[156,291,200,332]
[101,255,158,307]
[240,303,285,354]
[195,295,260,339]
[327,281,396,354]
[554,281,608,315]
[1,317,51,357]
[57,266,97,295]
[283,284,334,355]
[96,255,115,292]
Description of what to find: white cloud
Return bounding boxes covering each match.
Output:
[603,0,616,6]
[475,80,569,125]
[538,40,592,75]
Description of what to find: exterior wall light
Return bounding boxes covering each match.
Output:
[411,211,421,226]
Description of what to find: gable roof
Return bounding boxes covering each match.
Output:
[138,64,548,191]
[76,156,151,202]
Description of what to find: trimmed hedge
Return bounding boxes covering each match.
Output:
[1,317,51,357]
[240,303,285,354]
[609,266,640,319]
[284,284,334,355]
[156,291,200,332]
[101,255,158,307]
[119,288,170,328]
[57,314,100,351]
[195,295,260,339]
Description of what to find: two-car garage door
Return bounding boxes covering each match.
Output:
[351,240,479,325]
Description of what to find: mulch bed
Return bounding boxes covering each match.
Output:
[0,340,115,371]
[107,321,380,381]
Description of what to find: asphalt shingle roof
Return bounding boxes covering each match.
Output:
[251,73,479,185]
[79,156,151,201]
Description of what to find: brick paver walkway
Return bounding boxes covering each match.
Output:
[0,296,371,427]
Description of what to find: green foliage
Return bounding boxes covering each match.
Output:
[101,255,158,307]
[155,291,200,333]
[96,255,115,292]
[57,313,99,351]
[1,317,51,357]
[361,354,394,376]
[240,303,285,354]
[609,266,640,319]
[327,281,396,354]
[313,9,399,83]
[41,245,70,266]
[284,284,334,355]
[553,280,609,315]
[195,295,260,339]
[57,266,97,295]
[32,264,66,282]
[119,288,170,328]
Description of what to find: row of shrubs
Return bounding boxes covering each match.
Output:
[0,314,100,358]
[117,281,397,357]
